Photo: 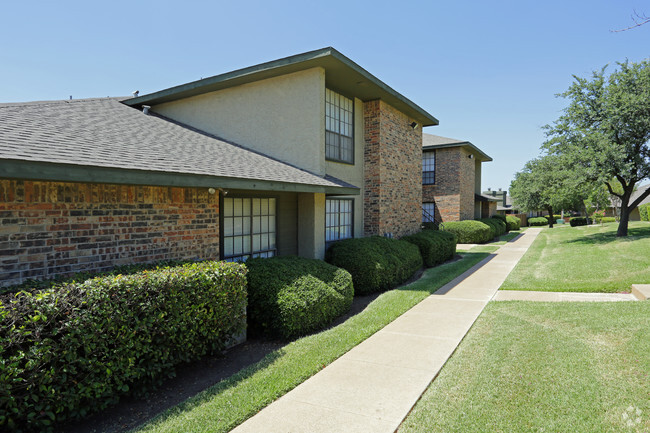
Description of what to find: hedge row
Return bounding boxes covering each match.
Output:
[402,230,457,268]
[440,220,493,244]
[506,215,521,231]
[479,218,506,238]
[325,236,422,295]
[0,261,247,433]
[640,204,650,221]
[528,217,549,226]
[570,217,591,227]
[593,216,616,223]
[245,256,353,339]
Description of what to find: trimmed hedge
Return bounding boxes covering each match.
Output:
[479,218,506,238]
[639,204,650,221]
[570,217,591,227]
[0,261,247,433]
[528,217,549,226]
[245,256,353,339]
[506,215,521,231]
[491,214,508,226]
[325,236,422,295]
[594,216,616,223]
[402,230,457,268]
[440,220,493,244]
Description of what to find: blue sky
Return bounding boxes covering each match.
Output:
[2,1,649,189]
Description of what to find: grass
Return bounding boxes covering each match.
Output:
[457,230,524,253]
[501,221,650,293]
[132,252,489,433]
[399,301,650,433]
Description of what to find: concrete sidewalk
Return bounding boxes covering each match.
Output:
[232,228,543,433]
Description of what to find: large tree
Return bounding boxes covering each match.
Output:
[543,60,650,236]
[509,154,583,228]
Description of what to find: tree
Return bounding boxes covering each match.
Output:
[543,60,650,236]
[612,10,650,32]
[509,154,582,228]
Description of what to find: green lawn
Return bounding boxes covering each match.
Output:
[399,301,650,433]
[501,221,650,292]
[132,253,489,433]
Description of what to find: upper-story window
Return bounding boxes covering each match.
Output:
[423,151,435,184]
[325,88,354,164]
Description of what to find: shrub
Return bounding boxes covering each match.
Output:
[422,221,438,230]
[480,218,506,237]
[0,261,247,433]
[528,217,549,226]
[639,204,650,221]
[245,256,353,339]
[402,230,457,268]
[599,217,616,223]
[325,236,422,295]
[506,215,521,231]
[570,217,591,227]
[440,220,493,244]
[491,214,508,225]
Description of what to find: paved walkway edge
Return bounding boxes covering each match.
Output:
[232,228,543,433]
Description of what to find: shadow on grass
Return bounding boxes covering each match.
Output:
[564,225,650,245]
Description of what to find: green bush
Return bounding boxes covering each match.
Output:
[528,217,549,226]
[325,236,422,295]
[0,260,192,296]
[480,218,506,237]
[0,261,247,433]
[245,256,353,339]
[593,216,616,223]
[422,221,438,230]
[570,217,591,227]
[639,204,650,221]
[506,215,521,231]
[491,214,507,224]
[440,220,493,244]
[402,230,457,268]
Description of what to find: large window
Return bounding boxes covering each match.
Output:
[326,198,353,243]
[222,197,276,262]
[422,202,436,223]
[325,88,354,163]
[423,151,435,184]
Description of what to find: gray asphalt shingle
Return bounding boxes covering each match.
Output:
[0,97,354,190]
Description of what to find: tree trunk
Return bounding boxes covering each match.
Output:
[616,186,634,237]
[617,205,630,237]
[547,206,554,228]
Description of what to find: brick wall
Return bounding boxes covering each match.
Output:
[459,147,477,220]
[0,180,219,287]
[363,100,422,238]
[421,147,477,222]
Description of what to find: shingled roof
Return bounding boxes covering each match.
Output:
[0,97,358,194]
[422,133,492,162]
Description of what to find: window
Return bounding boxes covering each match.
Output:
[423,202,436,223]
[222,197,276,261]
[423,151,435,184]
[325,88,354,163]
[326,198,353,242]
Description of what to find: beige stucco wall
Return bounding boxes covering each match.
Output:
[325,97,365,238]
[153,68,327,176]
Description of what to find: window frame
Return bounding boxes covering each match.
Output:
[325,197,354,245]
[325,88,355,165]
[422,202,436,223]
[422,150,436,185]
[220,195,278,262]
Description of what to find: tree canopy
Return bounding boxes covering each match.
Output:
[543,60,650,236]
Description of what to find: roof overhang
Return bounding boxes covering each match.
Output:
[475,193,500,202]
[0,160,359,196]
[124,47,438,127]
[423,141,492,162]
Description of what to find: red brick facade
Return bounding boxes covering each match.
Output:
[363,100,422,238]
[422,147,477,222]
[0,180,219,287]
